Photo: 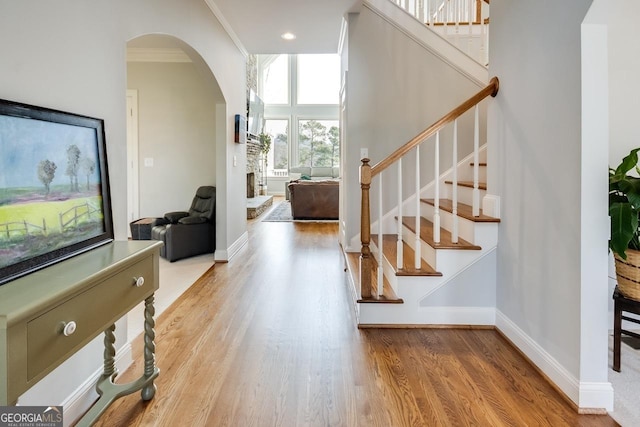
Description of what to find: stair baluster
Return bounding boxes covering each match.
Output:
[467,0,474,55]
[452,119,459,243]
[472,105,480,216]
[415,145,422,269]
[377,174,384,296]
[433,131,441,244]
[397,159,404,270]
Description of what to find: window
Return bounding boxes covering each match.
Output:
[297,54,341,105]
[261,55,289,105]
[297,119,339,167]
[258,54,340,177]
[264,119,289,176]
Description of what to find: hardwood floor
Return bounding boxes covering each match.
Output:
[94,214,618,426]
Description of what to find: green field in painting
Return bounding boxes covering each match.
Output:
[0,193,105,269]
[0,196,103,235]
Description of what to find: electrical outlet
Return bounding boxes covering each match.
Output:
[360,148,368,159]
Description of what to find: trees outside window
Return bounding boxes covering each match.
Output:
[298,120,339,168]
[264,119,289,175]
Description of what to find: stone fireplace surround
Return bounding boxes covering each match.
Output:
[245,138,272,218]
[246,138,262,198]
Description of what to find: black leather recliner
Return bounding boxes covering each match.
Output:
[151,186,216,262]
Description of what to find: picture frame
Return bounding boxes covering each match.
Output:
[234,114,247,144]
[0,98,114,286]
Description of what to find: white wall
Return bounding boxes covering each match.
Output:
[608,1,640,167]
[488,0,613,409]
[605,1,640,310]
[343,4,485,249]
[127,61,220,217]
[0,0,246,419]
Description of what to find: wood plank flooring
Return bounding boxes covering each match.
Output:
[93,211,617,426]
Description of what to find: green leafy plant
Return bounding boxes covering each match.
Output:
[258,132,271,167]
[609,148,640,259]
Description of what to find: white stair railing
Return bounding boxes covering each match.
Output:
[359,77,499,299]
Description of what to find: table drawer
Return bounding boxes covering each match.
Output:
[26,256,154,380]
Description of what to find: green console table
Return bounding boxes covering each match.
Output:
[0,240,163,426]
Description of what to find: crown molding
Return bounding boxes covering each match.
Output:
[126,48,192,63]
[203,0,249,57]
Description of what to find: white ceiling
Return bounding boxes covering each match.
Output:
[209,0,361,54]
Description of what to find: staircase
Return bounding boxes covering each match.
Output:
[345,79,500,326]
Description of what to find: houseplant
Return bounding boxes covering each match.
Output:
[610,147,640,300]
[258,132,271,195]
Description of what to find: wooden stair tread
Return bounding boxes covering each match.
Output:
[421,199,500,223]
[470,162,487,166]
[400,216,481,250]
[445,180,487,190]
[346,252,403,304]
[372,235,441,277]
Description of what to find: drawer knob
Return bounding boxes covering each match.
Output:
[134,276,145,287]
[62,321,77,337]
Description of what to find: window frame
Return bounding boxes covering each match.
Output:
[259,54,340,177]
[262,117,290,176]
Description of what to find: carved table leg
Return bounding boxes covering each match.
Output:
[141,293,157,400]
[103,324,118,380]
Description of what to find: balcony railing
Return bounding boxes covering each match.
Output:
[390,0,489,66]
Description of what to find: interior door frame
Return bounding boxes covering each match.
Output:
[126,89,140,237]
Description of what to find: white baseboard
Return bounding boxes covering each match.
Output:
[496,310,613,412]
[215,231,248,262]
[61,343,133,427]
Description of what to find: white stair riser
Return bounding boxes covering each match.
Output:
[457,165,487,183]
[359,304,496,326]
[421,203,476,243]
[401,226,437,266]
[370,240,399,292]
[443,184,485,206]
[422,204,499,247]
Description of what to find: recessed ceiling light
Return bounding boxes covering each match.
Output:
[281,32,296,41]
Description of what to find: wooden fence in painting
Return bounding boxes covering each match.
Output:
[0,219,47,239]
[60,202,99,230]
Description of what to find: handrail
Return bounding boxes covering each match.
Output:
[370,76,499,177]
[358,75,499,300]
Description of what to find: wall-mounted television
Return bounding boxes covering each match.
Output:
[0,98,114,286]
[247,89,264,140]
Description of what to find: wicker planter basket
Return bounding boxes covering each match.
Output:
[614,249,640,301]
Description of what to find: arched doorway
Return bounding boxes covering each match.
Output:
[125,34,224,229]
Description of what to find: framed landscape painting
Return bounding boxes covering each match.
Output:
[0,98,114,286]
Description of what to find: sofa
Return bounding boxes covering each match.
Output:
[289,166,340,180]
[286,166,340,200]
[287,179,339,220]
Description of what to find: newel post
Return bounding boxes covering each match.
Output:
[360,158,372,299]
